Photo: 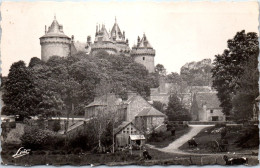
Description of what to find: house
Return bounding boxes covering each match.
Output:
[135,107,166,133]
[114,121,145,148]
[123,91,166,132]
[191,92,225,121]
[85,93,126,122]
[85,91,166,133]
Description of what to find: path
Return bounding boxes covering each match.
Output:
[148,124,213,155]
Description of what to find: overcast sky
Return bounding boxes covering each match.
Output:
[1,1,258,76]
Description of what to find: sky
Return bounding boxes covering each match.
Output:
[0,1,259,76]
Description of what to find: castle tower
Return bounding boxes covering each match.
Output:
[90,18,130,56]
[131,33,155,73]
[40,16,71,61]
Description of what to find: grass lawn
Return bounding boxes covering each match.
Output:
[147,126,191,148]
[179,125,259,154]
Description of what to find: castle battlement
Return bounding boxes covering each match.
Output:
[131,48,155,56]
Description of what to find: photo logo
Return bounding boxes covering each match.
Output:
[12,147,31,158]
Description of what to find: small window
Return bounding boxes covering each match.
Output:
[131,131,133,134]
[143,57,145,60]
[127,131,129,133]
[210,110,213,113]
[123,131,126,133]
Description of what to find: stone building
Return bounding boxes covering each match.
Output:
[89,19,131,56]
[131,34,156,73]
[40,16,72,61]
[191,92,225,121]
[85,91,166,133]
[114,121,145,148]
[135,107,166,133]
[87,18,156,73]
[84,93,126,122]
[40,17,156,73]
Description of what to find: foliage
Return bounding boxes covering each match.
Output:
[166,94,191,121]
[190,94,199,121]
[211,30,259,117]
[180,59,212,86]
[20,126,55,150]
[2,61,39,119]
[155,64,166,76]
[101,121,113,149]
[152,101,166,113]
[235,126,259,148]
[67,121,98,151]
[52,120,61,132]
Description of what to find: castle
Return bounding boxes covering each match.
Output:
[40,17,156,73]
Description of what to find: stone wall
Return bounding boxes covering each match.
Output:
[206,108,225,121]
[133,55,154,73]
[127,96,151,122]
[41,41,70,61]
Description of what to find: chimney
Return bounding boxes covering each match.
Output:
[45,25,47,34]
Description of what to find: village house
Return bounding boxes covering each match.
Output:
[191,92,225,121]
[84,93,126,122]
[135,107,166,133]
[114,121,145,149]
[85,91,166,133]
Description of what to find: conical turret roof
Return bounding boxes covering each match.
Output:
[138,33,153,48]
[110,17,124,41]
[40,16,70,38]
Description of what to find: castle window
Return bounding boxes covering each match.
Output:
[210,110,213,113]
[143,57,145,60]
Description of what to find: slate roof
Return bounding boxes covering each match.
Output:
[40,17,70,39]
[136,107,166,117]
[86,94,122,108]
[195,92,221,109]
[137,34,153,48]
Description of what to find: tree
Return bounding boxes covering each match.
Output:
[165,93,191,121]
[190,94,199,121]
[231,55,259,120]
[152,101,166,113]
[2,61,39,119]
[28,57,43,68]
[212,30,259,117]
[155,64,166,76]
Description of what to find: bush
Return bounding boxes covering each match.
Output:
[20,126,55,150]
[235,126,259,148]
[52,120,61,132]
[215,123,226,128]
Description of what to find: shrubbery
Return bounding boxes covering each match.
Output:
[235,126,259,148]
[20,126,64,150]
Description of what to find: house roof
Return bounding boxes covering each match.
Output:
[110,18,123,41]
[40,17,70,39]
[114,121,135,135]
[86,93,122,108]
[195,92,221,109]
[136,107,166,117]
[137,34,153,48]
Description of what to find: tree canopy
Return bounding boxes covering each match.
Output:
[2,52,159,118]
[211,30,259,119]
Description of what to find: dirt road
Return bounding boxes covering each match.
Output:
[147,124,213,154]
